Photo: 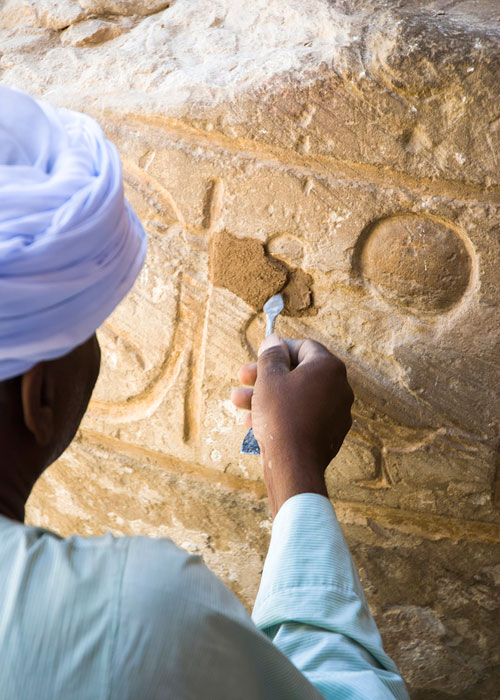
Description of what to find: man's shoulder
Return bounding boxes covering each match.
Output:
[0,519,260,698]
[119,535,229,608]
[0,518,245,633]
[0,517,191,596]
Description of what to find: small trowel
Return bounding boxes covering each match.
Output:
[241,293,284,455]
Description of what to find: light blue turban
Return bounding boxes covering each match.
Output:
[0,86,147,381]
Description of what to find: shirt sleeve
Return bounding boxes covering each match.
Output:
[252,493,410,700]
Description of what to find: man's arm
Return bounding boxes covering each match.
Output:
[232,335,409,699]
[252,493,408,699]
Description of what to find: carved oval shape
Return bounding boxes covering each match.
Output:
[357,214,472,313]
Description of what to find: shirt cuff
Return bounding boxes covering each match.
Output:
[253,493,365,611]
[251,493,397,672]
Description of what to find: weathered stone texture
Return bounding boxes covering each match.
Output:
[60,19,123,47]
[1,1,499,697]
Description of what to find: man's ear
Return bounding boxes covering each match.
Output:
[21,364,55,446]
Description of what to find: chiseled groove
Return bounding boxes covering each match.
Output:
[120,113,500,205]
[184,179,223,445]
[79,429,268,499]
[493,451,500,509]
[89,275,185,423]
[80,429,500,543]
[185,281,212,446]
[333,502,500,545]
[182,348,194,443]
[122,157,186,226]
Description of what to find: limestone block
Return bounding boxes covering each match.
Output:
[0,0,88,30]
[78,0,171,16]
[33,0,87,29]
[2,1,499,697]
[60,19,123,46]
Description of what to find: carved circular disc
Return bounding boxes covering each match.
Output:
[358,215,472,313]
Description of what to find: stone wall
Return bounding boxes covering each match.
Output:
[1,1,499,697]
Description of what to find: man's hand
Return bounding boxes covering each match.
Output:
[231,335,354,516]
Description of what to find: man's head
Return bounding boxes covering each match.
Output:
[0,334,101,521]
[0,86,146,521]
[15,335,100,456]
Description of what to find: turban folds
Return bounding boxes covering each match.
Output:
[0,85,147,380]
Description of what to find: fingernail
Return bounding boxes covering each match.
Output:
[258,333,281,357]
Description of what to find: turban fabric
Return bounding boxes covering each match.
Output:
[0,85,147,380]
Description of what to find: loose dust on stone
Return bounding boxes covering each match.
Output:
[210,230,314,314]
[281,268,314,315]
[210,230,287,311]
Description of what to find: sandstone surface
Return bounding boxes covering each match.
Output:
[1,1,499,697]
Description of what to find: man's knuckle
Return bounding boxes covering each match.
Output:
[259,347,282,364]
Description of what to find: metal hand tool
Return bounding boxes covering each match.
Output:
[241,293,284,455]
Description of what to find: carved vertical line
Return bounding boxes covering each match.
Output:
[183,281,213,446]
[182,348,194,444]
[492,449,500,509]
[204,178,224,236]
[183,178,224,445]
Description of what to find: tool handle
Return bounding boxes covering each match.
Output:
[242,322,274,454]
[265,317,274,337]
[241,295,282,456]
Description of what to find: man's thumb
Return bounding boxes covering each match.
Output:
[257,334,290,377]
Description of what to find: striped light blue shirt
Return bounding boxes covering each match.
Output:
[0,493,409,699]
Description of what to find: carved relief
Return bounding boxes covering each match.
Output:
[354,214,474,314]
[75,112,499,535]
[11,4,500,695]
[89,168,226,455]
